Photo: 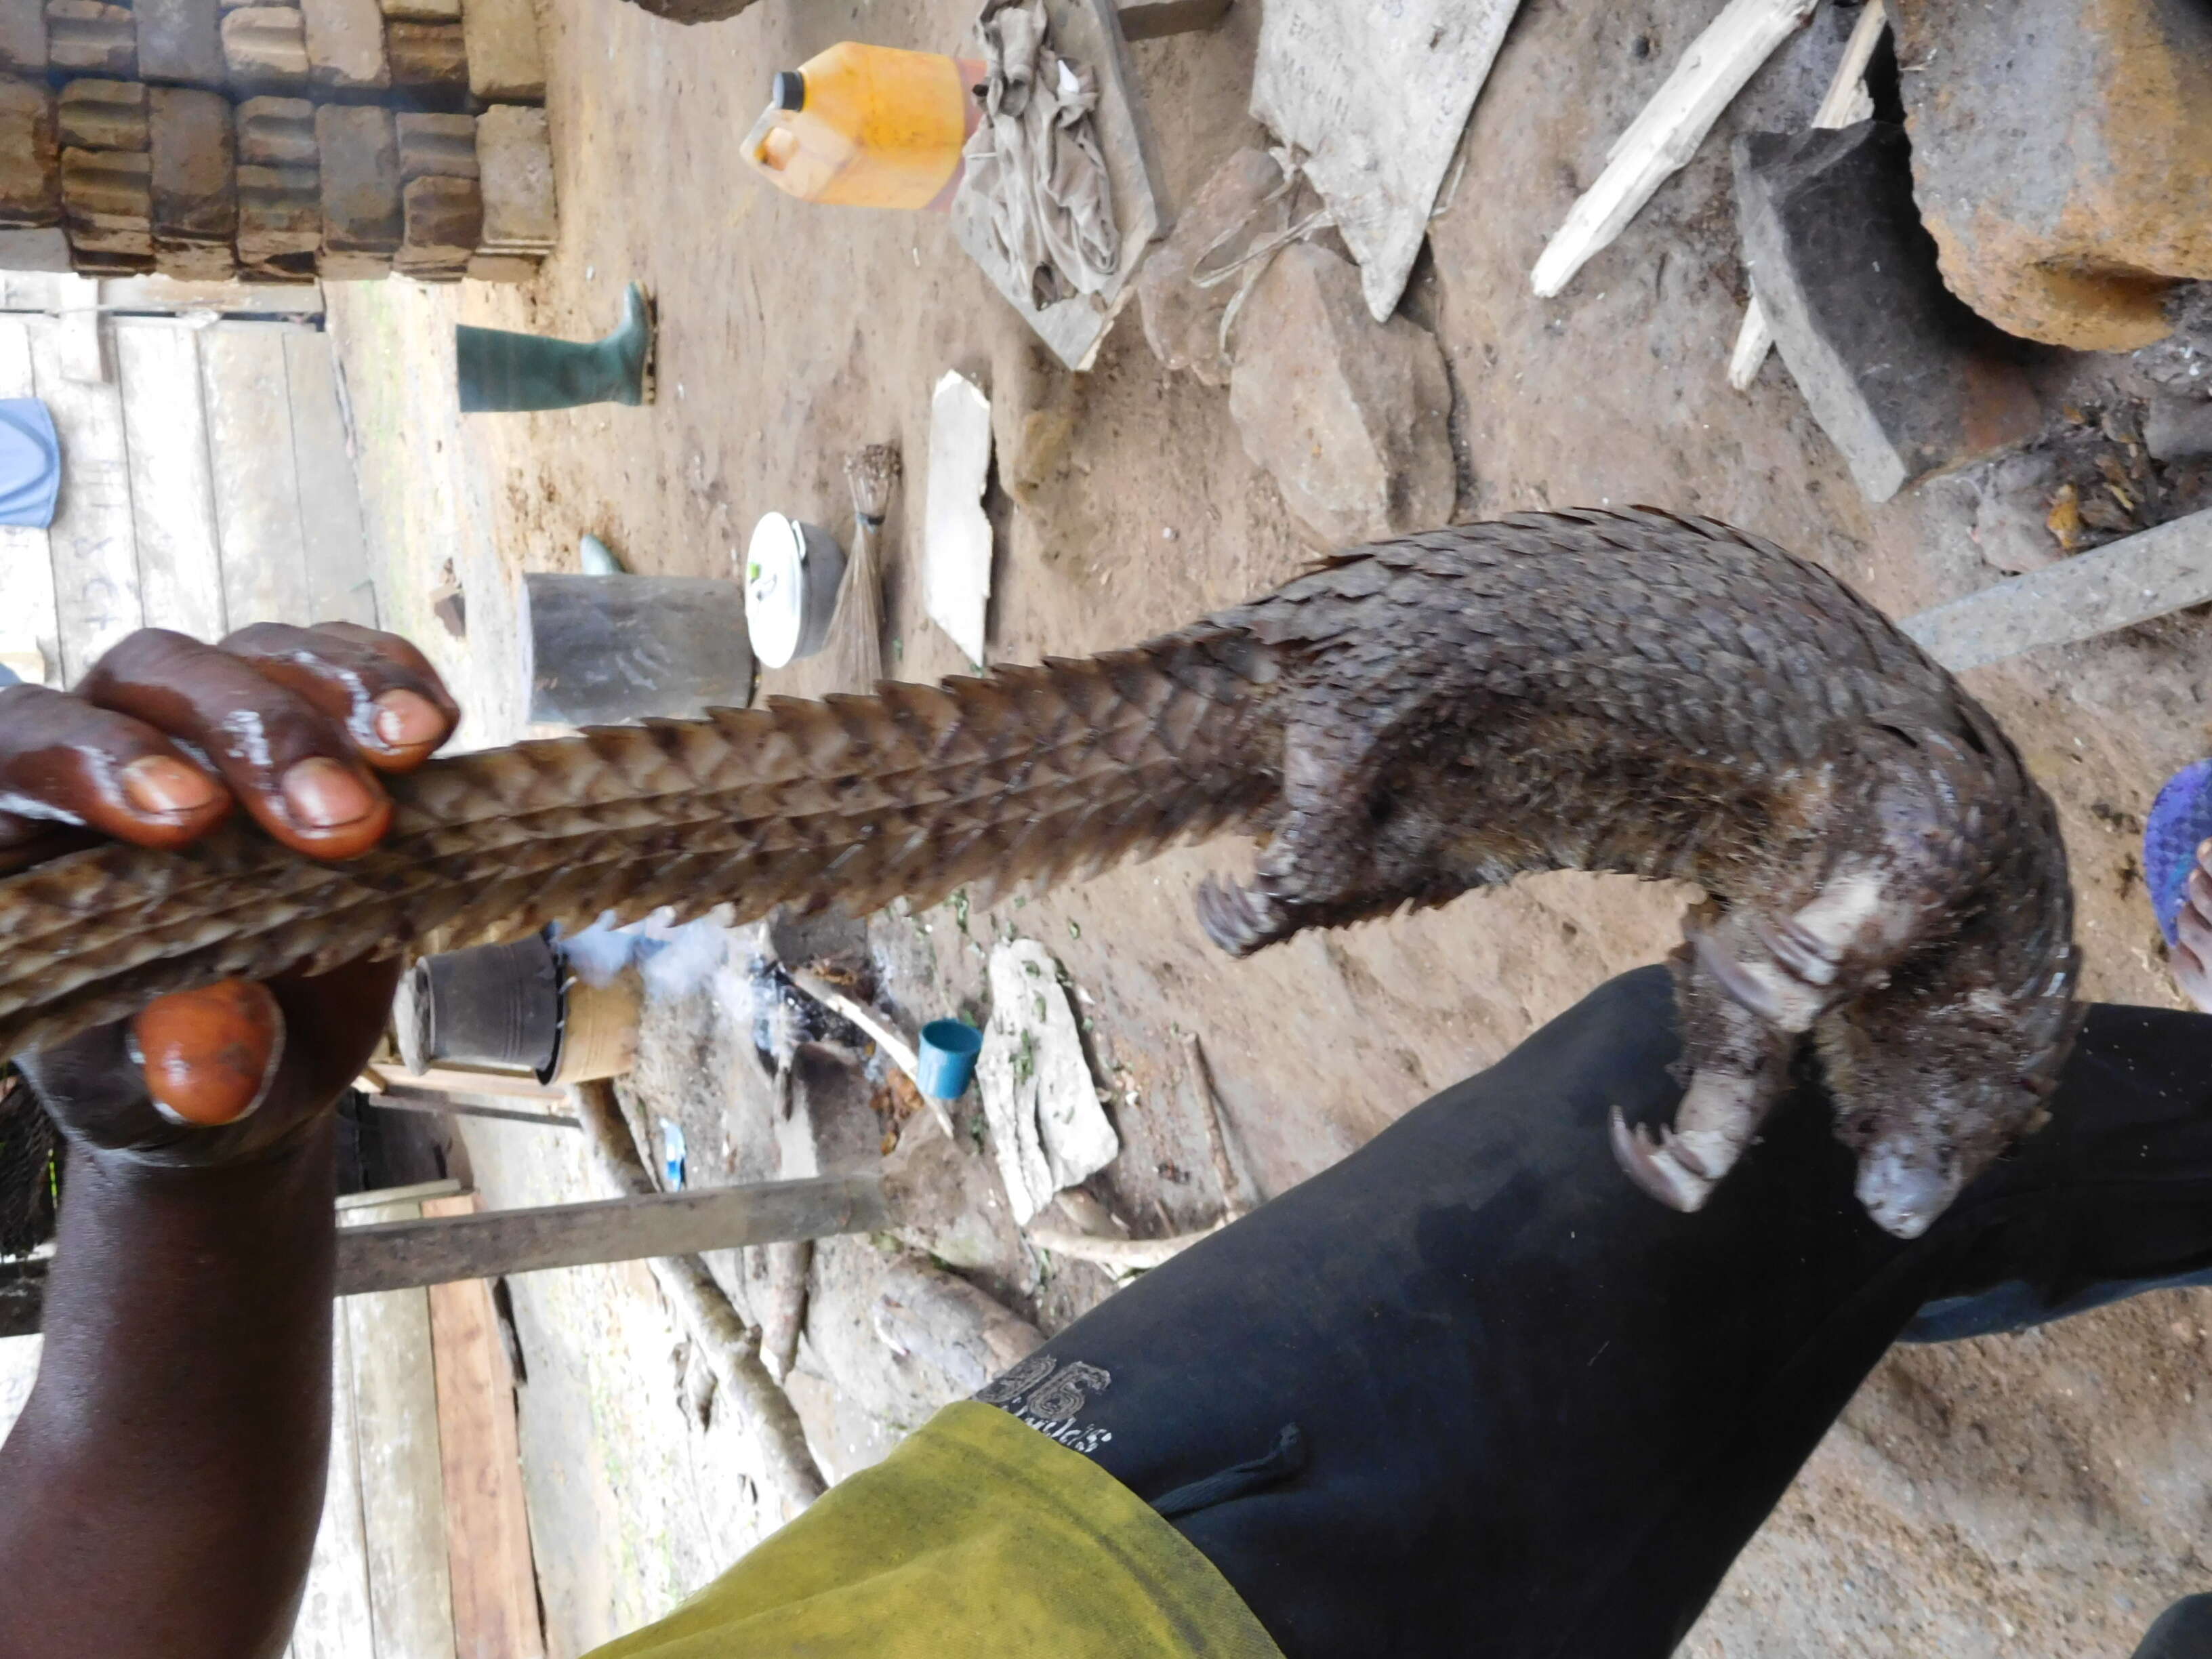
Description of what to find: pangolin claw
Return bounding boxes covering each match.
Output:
[1609,1107,1715,1214]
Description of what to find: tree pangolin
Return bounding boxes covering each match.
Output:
[0,510,2078,1238]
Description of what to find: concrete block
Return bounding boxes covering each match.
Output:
[0,226,73,269]
[1734,122,2041,505]
[1893,0,2212,351]
[301,0,387,89]
[45,1,134,76]
[237,161,319,262]
[386,19,463,90]
[0,2,47,75]
[395,172,478,275]
[466,251,539,283]
[0,79,60,228]
[319,248,391,280]
[148,85,236,245]
[156,242,239,279]
[475,104,554,251]
[1225,241,1455,546]
[223,7,309,89]
[135,0,226,87]
[396,111,476,180]
[462,0,544,103]
[382,0,459,20]
[316,102,399,255]
[2146,396,2212,464]
[58,78,148,151]
[237,94,314,165]
[61,145,152,253]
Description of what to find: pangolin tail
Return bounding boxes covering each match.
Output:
[0,623,1284,1063]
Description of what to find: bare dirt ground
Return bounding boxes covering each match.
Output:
[327,0,2212,1653]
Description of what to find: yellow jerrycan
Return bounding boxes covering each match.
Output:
[741,43,984,211]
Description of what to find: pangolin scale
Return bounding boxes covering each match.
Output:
[0,510,2078,1236]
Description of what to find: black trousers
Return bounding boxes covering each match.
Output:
[983,968,2212,1658]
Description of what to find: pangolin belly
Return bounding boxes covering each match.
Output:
[0,510,2078,1236]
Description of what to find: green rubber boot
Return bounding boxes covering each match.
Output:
[456,283,656,412]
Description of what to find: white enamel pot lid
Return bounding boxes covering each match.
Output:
[744,511,810,668]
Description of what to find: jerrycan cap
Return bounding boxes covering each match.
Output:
[772,70,805,110]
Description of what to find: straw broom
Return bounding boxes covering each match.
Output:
[832,444,901,692]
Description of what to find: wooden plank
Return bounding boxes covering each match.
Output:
[344,1199,460,1659]
[29,315,142,684]
[114,321,228,642]
[283,330,377,627]
[100,275,327,319]
[201,323,312,629]
[0,1176,891,1337]
[1902,506,2212,672]
[289,1309,378,1659]
[0,316,60,685]
[424,1194,546,1659]
[335,1176,468,1212]
[335,1175,891,1296]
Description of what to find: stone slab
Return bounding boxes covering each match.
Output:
[1893,0,2212,350]
[475,103,554,251]
[238,161,319,261]
[0,226,71,269]
[383,0,459,18]
[135,0,226,86]
[302,0,388,89]
[45,0,134,76]
[396,111,475,180]
[0,79,59,228]
[461,0,544,102]
[237,94,314,165]
[0,3,47,75]
[1116,0,1231,41]
[1734,122,2042,505]
[385,18,463,90]
[316,102,399,255]
[148,85,235,244]
[224,7,310,89]
[1902,506,2212,672]
[57,78,147,151]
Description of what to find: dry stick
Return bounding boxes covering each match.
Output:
[572,1080,828,1511]
[1532,0,1819,298]
[787,966,956,1140]
[1727,0,1889,389]
[1024,1034,1253,1273]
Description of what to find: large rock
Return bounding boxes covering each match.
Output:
[1227,241,1455,546]
[1136,145,1284,388]
[1735,122,2041,504]
[1893,0,2212,351]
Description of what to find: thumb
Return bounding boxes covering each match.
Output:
[133,981,285,1128]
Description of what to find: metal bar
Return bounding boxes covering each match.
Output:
[369,1090,581,1130]
[0,1174,889,1338]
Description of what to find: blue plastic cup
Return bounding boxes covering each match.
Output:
[917,1019,983,1100]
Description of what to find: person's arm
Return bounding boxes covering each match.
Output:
[0,625,457,1659]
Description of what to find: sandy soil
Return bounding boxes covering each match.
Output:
[325,0,2212,1653]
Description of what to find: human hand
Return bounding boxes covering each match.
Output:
[1,624,458,1164]
[2176,840,2212,1016]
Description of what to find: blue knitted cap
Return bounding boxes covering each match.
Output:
[2145,758,2212,947]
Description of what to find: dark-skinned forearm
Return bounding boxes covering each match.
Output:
[0,1118,335,1659]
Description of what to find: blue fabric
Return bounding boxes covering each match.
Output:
[0,398,59,529]
[2148,759,2212,947]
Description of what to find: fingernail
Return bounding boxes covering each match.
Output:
[281,756,375,829]
[373,689,443,750]
[120,755,220,817]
